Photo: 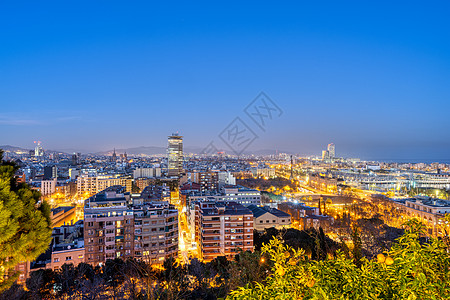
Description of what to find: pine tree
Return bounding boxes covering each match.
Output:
[0,149,52,292]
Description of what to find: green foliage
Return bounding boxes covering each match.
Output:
[0,150,52,292]
[255,227,341,260]
[227,218,450,300]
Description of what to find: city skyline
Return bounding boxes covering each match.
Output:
[2,2,450,298]
[1,2,450,161]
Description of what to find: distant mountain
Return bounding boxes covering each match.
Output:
[0,145,30,152]
[96,146,206,156]
[96,146,166,156]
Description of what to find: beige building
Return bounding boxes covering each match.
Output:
[251,167,276,178]
[397,197,450,235]
[308,174,337,193]
[77,175,132,197]
[133,167,161,179]
[51,245,85,270]
[133,203,178,264]
[247,205,291,231]
[195,201,253,262]
[41,178,57,195]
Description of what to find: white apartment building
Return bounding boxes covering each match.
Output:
[41,178,57,195]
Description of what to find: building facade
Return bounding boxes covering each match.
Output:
[247,205,291,231]
[77,175,133,197]
[195,201,253,262]
[192,171,218,192]
[84,186,178,266]
[394,197,450,235]
[167,134,183,177]
[41,178,57,196]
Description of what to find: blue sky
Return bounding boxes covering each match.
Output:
[1,1,449,160]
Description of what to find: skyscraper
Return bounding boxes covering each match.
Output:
[167,133,183,177]
[327,143,335,158]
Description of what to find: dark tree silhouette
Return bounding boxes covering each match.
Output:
[0,149,52,292]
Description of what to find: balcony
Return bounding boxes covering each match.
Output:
[203,236,220,241]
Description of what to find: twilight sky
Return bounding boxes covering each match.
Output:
[1,1,449,161]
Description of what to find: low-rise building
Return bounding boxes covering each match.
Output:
[223,185,261,206]
[250,167,276,178]
[278,202,334,231]
[308,174,337,193]
[50,240,85,270]
[186,185,261,207]
[247,205,291,231]
[393,196,450,235]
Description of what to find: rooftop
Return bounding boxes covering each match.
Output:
[247,205,291,218]
[200,201,253,216]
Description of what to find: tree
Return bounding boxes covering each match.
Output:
[0,149,52,292]
[227,218,450,300]
[254,227,341,260]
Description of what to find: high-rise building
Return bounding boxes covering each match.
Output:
[167,133,183,177]
[44,165,57,180]
[84,186,178,266]
[194,201,253,262]
[191,171,218,192]
[327,143,335,158]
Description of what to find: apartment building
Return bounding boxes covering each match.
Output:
[77,175,133,197]
[192,171,218,192]
[41,178,57,195]
[223,185,261,206]
[394,196,450,235]
[186,185,260,207]
[135,178,154,192]
[84,187,133,265]
[195,201,253,262]
[51,241,85,270]
[133,202,178,264]
[84,186,178,266]
[133,167,162,179]
[218,171,236,188]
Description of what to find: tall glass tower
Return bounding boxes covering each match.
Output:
[167,133,183,177]
[327,143,335,158]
